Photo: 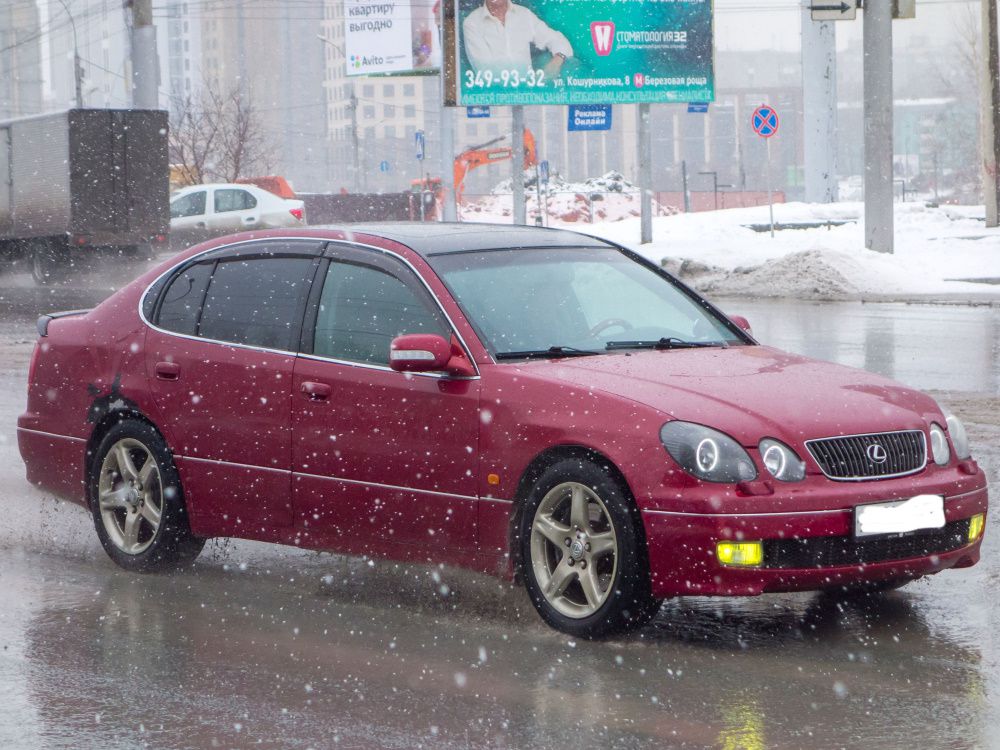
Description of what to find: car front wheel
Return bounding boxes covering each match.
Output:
[90,420,204,572]
[520,458,661,638]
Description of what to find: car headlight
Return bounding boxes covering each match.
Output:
[945,411,971,460]
[929,423,950,466]
[759,438,806,481]
[661,421,757,483]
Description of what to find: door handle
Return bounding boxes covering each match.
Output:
[154,361,181,380]
[243,216,257,224]
[195,221,206,228]
[301,381,332,400]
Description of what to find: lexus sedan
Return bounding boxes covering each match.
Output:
[18,224,988,637]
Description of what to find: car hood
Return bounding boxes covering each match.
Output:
[530,345,941,447]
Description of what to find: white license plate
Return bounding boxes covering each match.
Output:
[854,494,945,538]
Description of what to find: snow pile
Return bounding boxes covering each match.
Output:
[579,201,1000,300]
[461,171,679,224]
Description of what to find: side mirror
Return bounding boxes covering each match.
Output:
[389,334,453,373]
[729,315,753,336]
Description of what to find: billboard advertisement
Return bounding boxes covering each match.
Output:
[345,0,441,76]
[447,0,714,106]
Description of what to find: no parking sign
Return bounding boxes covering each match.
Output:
[751,104,779,138]
[751,104,779,237]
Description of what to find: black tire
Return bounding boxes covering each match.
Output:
[519,457,661,638]
[31,242,68,286]
[89,419,204,572]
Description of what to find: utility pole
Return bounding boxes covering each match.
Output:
[681,159,691,213]
[983,0,1000,227]
[512,105,526,225]
[801,2,838,202]
[439,82,456,221]
[863,0,894,253]
[54,0,83,108]
[350,87,362,192]
[638,103,652,243]
[129,0,158,109]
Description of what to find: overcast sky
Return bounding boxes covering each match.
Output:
[715,0,978,52]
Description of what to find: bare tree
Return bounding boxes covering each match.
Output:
[168,93,221,185]
[213,86,276,181]
[168,82,276,185]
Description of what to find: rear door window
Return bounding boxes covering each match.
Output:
[155,261,213,336]
[199,256,314,350]
[214,189,258,213]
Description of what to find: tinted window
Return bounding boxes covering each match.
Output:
[170,191,206,218]
[199,257,313,350]
[214,189,257,213]
[314,261,447,365]
[156,262,213,335]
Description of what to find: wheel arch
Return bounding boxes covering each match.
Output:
[84,395,166,509]
[507,444,649,583]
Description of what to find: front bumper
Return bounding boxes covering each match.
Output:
[643,483,987,598]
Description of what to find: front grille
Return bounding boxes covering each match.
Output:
[763,519,970,569]
[806,430,926,481]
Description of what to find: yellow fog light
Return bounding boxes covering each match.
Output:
[968,513,985,542]
[716,541,764,567]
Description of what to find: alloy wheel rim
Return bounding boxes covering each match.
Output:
[530,481,618,619]
[98,438,163,555]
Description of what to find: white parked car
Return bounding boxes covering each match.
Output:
[169,183,306,249]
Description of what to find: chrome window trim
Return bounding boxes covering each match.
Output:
[804,429,928,482]
[175,454,291,474]
[294,470,480,502]
[175,454,485,502]
[16,426,87,443]
[137,235,481,379]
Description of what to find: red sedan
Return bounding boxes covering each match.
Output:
[17,224,988,637]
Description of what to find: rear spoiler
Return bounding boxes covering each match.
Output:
[37,309,90,337]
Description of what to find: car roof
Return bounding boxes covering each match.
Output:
[172,183,272,195]
[320,222,615,257]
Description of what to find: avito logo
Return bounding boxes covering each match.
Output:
[590,21,615,56]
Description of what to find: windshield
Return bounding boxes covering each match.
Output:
[428,246,746,357]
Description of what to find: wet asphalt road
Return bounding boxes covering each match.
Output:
[0,261,998,749]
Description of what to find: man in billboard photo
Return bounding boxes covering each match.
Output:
[462,0,574,78]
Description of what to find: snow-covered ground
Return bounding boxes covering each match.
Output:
[461,171,677,224]
[463,191,1000,300]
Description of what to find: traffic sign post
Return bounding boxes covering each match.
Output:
[751,104,779,238]
[415,130,425,161]
[810,0,856,21]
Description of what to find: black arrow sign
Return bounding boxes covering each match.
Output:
[810,2,851,10]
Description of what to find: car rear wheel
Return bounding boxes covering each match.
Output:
[520,458,661,638]
[90,420,204,572]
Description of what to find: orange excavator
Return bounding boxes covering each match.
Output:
[453,129,537,204]
[409,129,538,212]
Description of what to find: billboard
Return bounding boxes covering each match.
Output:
[345,0,441,76]
[446,0,713,105]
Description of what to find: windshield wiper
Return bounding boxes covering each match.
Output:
[495,346,602,361]
[605,337,729,351]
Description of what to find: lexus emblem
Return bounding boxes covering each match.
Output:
[866,443,888,464]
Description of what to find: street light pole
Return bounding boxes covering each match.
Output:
[698,171,733,211]
[318,35,362,192]
[55,0,83,108]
